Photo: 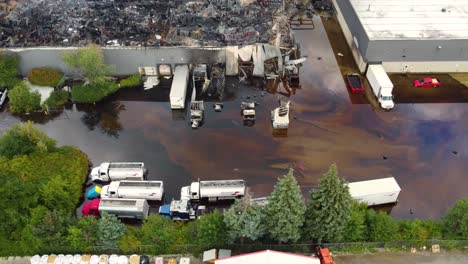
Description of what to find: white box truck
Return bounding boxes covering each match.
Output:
[348,177,401,206]
[181,179,246,201]
[91,162,146,183]
[170,65,189,109]
[366,64,394,110]
[82,198,149,220]
[101,180,164,201]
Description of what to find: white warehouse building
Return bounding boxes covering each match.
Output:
[332,0,468,73]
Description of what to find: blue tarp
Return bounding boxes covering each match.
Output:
[159,204,171,218]
[86,186,101,199]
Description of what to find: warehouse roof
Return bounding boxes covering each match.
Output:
[350,0,468,40]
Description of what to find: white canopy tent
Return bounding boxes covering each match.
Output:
[215,250,320,264]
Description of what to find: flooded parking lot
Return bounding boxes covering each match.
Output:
[1,15,467,219]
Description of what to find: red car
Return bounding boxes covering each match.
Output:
[413,77,441,88]
[82,198,100,217]
[346,74,364,93]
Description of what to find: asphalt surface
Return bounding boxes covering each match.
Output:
[335,251,468,264]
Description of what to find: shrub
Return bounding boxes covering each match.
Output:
[71,80,119,103]
[8,81,41,113]
[365,210,399,242]
[43,90,69,108]
[0,121,56,158]
[119,73,142,88]
[27,67,64,87]
[0,52,20,89]
[442,198,468,239]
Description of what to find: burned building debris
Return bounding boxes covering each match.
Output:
[0,0,310,47]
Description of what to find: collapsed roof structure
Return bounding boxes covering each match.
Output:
[0,0,308,47]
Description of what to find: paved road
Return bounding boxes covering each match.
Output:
[335,251,468,264]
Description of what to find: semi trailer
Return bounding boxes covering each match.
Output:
[91,162,146,183]
[82,198,149,220]
[170,65,189,109]
[101,180,164,201]
[348,177,401,206]
[181,179,246,201]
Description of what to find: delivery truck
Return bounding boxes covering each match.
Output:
[91,162,146,183]
[366,64,394,110]
[82,198,149,220]
[101,180,164,201]
[170,65,189,109]
[348,177,401,206]
[181,179,246,201]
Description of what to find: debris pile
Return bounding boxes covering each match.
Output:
[0,0,307,47]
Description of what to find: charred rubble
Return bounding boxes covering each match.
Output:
[0,0,309,48]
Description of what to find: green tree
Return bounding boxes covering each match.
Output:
[0,174,38,239]
[0,52,20,89]
[8,82,41,113]
[442,198,468,239]
[196,210,228,249]
[341,202,367,242]
[67,216,99,251]
[97,213,126,249]
[224,193,266,243]
[29,206,74,250]
[0,121,56,158]
[304,164,352,242]
[365,209,398,242]
[41,175,80,212]
[61,44,114,85]
[118,226,143,254]
[133,214,189,255]
[264,168,305,243]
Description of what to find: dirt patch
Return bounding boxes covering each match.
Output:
[390,74,468,104]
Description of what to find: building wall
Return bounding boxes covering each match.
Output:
[333,0,369,57]
[382,61,468,73]
[332,0,368,72]
[6,47,226,76]
[366,39,468,63]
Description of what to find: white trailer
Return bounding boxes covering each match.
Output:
[366,65,394,110]
[170,65,189,109]
[348,177,401,206]
[98,198,149,220]
[91,162,146,183]
[181,179,246,201]
[101,180,164,201]
[271,100,290,129]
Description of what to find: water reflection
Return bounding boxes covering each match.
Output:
[78,102,125,138]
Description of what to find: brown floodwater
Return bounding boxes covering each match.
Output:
[0,16,467,219]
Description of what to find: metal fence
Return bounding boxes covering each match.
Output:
[5,240,468,257]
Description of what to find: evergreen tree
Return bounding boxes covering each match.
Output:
[224,192,266,243]
[304,164,352,242]
[97,213,126,249]
[264,168,305,243]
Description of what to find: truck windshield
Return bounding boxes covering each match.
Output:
[381,96,393,101]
